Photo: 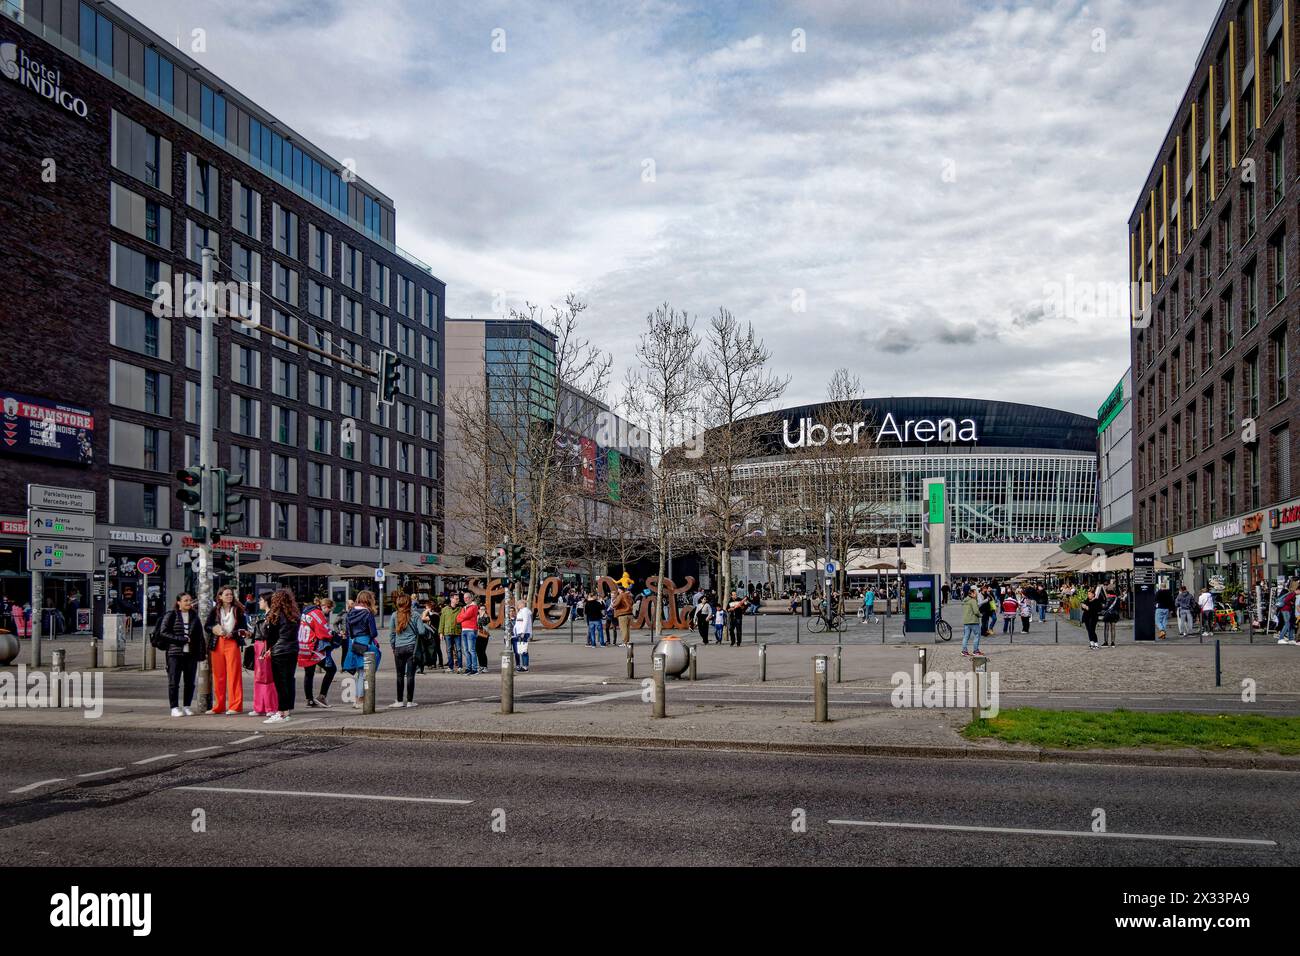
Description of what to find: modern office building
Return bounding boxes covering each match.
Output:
[682,397,1099,580]
[1128,0,1300,588]
[1097,369,1134,534]
[442,317,647,574]
[0,0,446,618]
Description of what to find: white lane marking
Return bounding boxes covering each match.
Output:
[829,819,1277,847]
[228,735,263,745]
[556,688,665,706]
[78,768,125,778]
[176,786,472,805]
[132,754,177,765]
[9,778,66,794]
[183,746,221,754]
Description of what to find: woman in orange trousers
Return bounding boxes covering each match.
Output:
[204,586,249,714]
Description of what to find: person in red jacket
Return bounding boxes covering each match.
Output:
[456,592,481,675]
[299,599,336,707]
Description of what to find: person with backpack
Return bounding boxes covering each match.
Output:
[1082,584,1105,649]
[343,590,381,707]
[249,595,278,717]
[157,593,204,717]
[299,598,336,708]
[456,592,481,675]
[514,600,533,672]
[979,586,996,636]
[388,592,429,707]
[204,586,250,715]
[439,593,462,672]
[1278,582,1298,645]
[261,589,300,724]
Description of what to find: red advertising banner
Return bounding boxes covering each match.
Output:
[580,437,596,492]
[0,389,94,465]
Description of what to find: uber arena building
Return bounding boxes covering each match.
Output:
[696,397,1099,583]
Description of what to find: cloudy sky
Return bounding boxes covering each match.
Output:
[129,0,1221,418]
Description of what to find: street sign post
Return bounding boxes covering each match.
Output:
[27,485,95,513]
[29,539,94,572]
[26,510,96,539]
[26,484,96,666]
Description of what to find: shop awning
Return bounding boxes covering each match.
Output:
[1060,532,1134,555]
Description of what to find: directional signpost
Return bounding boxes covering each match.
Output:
[27,484,96,666]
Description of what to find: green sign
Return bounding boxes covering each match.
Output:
[607,449,621,502]
[907,599,933,620]
[1097,379,1125,434]
[928,483,945,524]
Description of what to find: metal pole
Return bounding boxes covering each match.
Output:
[1055,619,1059,644]
[625,642,634,679]
[759,643,767,682]
[688,643,697,681]
[1215,639,1221,688]
[753,608,758,644]
[31,570,42,667]
[652,653,665,718]
[569,611,574,644]
[377,519,387,631]
[198,247,216,625]
[141,571,150,671]
[834,644,842,684]
[500,653,514,714]
[363,651,377,714]
[795,613,800,644]
[89,639,98,670]
[971,657,985,723]
[813,655,828,722]
[918,646,927,681]
[51,648,65,708]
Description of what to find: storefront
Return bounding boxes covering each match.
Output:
[1270,503,1300,582]
[106,528,175,628]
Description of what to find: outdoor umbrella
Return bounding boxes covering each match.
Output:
[280,562,347,576]
[237,559,299,575]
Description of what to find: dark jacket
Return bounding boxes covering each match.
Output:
[158,608,205,656]
[1154,589,1175,610]
[264,614,300,657]
[584,598,604,621]
[204,604,250,649]
[345,607,378,645]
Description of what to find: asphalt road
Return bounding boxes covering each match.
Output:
[0,727,1293,866]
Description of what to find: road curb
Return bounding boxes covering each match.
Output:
[285,724,1300,770]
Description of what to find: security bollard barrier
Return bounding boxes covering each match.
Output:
[146,638,156,672]
[834,644,842,684]
[971,656,988,723]
[501,653,514,714]
[197,659,213,714]
[813,655,829,722]
[52,648,66,708]
[918,646,927,680]
[759,643,767,682]
[626,642,635,680]
[795,615,800,644]
[1215,639,1221,688]
[363,652,377,715]
[688,644,698,681]
[89,640,99,670]
[652,653,666,719]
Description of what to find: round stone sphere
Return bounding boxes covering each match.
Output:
[0,632,20,666]
[653,636,690,677]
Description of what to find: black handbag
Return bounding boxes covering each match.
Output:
[242,644,256,670]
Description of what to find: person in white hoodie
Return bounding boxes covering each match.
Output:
[513,602,533,672]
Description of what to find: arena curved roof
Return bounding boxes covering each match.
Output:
[747,397,1098,456]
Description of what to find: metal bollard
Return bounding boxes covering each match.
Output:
[569,613,574,643]
[146,638,156,672]
[813,655,829,722]
[753,611,758,644]
[759,643,767,682]
[363,651,377,714]
[971,656,988,723]
[688,644,698,681]
[51,648,65,708]
[882,616,886,644]
[89,640,99,670]
[795,614,800,644]
[1054,620,1058,644]
[626,642,635,680]
[652,653,666,718]
[834,644,842,684]
[501,653,514,714]
[197,659,213,714]
[1215,639,1221,688]
[918,646,927,681]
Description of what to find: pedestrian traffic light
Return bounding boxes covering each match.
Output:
[377,349,401,406]
[211,551,235,575]
[211,468,245,535]
[509,543,526,579]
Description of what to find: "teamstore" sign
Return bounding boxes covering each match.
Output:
[783,412,979,450]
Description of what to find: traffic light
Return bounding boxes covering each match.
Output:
[176,466,206,542]
[211,468,245,536]
[211,551,235,575]
[490,546,507,576]
[377,349,401,406]
[509,543,526,579]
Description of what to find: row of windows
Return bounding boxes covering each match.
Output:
[1136,425,1293,542]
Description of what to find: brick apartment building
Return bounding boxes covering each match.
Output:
[0,0,446,621]
[1129,0,1300,588]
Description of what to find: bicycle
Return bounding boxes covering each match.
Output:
[808,611,843,634]
[934,609,952,642]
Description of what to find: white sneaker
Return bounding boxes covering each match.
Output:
[183,707,194,716]
[1280,638,1289,644]
[263,714,285,724]
[405,701,418,708]
[388,701,405,708]
[170,707,182,717]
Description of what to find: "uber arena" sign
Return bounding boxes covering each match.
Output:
[782,412,978,449]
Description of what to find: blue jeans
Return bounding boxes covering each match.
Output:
[587,620,603,646]
[1002,614,1014,634]
[444,634,459,668]
[1281,610,1295,641]
[714,623,724,642]
[1155,608,1169,633]
[1038,605,1046,622]
[962,623,981,652]
[460,629,478,673]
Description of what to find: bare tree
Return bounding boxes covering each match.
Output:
[623,303,700,642]
[687,308,788,605]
